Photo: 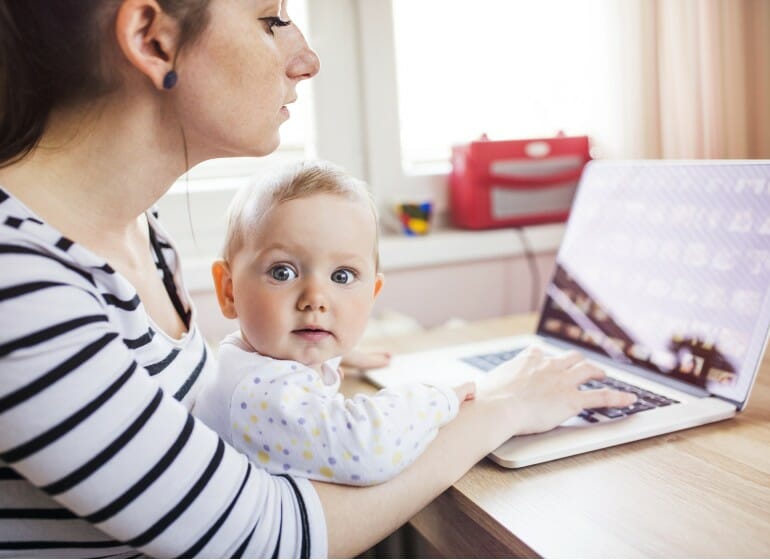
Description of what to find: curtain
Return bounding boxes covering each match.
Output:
[616,0,770,159]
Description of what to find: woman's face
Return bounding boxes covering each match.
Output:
[175,0,319,162]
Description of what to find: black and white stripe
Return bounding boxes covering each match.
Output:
[0,188,325,558]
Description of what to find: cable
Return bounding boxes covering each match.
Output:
[512,226,541,312]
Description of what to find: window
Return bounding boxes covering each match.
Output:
[162,0,626,261]
[391,0,619,168]
[354,0,628,212]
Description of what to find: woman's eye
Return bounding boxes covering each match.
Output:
[331,269,356,285]
[258,16,292,35]
[269,265,297,282]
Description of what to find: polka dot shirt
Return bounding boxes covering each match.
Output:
[194,332,460,486]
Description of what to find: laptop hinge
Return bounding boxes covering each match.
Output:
[720,396,743,410]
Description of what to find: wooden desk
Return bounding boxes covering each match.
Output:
[347,314,770,558]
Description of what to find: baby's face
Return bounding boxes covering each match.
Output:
[228,193,382,371]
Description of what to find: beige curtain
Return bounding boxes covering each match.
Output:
[617,0,770,159]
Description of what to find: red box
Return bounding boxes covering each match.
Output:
[449,135,591,229]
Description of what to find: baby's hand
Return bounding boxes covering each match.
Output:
[453,381,477,404]
[340,348,392,376]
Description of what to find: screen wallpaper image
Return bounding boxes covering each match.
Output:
[536,162,770,404]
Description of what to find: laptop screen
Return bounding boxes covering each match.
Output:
[536,161,770,405]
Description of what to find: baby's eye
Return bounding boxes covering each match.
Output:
[331,268,357,285]
[269,265,297,282]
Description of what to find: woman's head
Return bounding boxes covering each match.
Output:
[170,0,319,162]
[0,0,209,166]
[0,0,318,168]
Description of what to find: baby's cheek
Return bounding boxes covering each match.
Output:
[342,307,372,346]
[241,324,267,349]
[241,324,285,359]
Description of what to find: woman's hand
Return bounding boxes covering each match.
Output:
[478,346,637,436]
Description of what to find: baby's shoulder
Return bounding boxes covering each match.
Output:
[218,343,315,383]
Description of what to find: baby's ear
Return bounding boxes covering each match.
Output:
[373,273,384,298]
[211,260,238,319]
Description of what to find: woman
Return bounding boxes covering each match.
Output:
[0,1,635,557]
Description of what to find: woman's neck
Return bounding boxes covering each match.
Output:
[0,93,189,249]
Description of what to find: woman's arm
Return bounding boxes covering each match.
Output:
[0,249,324,557]
[314,349,637,558]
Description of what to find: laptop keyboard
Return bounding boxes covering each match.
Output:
[461,348,679,422]
[460,348,527,371]
[576,377,679,422]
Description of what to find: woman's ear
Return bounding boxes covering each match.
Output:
[374,273,384,298]
[212,260,238,319]
[114,0,181,90]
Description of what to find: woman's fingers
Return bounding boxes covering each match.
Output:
[479,345,545,397]
[548,350,584,370]
[566,359,606,383]
[579,387,637,409]
[492,345,544,376]
[518,345,545,366]
[564,359,637,409]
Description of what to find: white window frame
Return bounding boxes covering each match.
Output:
[306,0,443,205]
[354,1,449,209]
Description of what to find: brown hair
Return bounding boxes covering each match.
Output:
[0,0,210,167]
[224,161,381,270]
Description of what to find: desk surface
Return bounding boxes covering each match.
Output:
[348,314,770,558]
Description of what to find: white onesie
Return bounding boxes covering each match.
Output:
[194,332,460,485]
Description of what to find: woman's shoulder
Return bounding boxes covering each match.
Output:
[0,187,214,408]
[0,186,115,277]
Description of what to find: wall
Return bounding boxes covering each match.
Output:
[372,252,556,328]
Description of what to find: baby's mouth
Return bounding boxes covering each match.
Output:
[292,328,333,341]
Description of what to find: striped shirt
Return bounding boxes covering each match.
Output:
[0,188,326,558]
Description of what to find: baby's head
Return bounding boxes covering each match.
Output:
[212,161,384,372]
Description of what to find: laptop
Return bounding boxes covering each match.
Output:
[366,160,770,468]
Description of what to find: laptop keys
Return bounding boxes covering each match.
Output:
[579,375,678,420]
[460,348,525,372]
[578,379,605,390]
[578,410,600,423]
[461,356,497,372]
[591,407,627,419]
[622,401,657,414]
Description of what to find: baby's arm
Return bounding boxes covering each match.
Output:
[229,370,464,485]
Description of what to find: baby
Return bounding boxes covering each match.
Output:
[194,161,474,485]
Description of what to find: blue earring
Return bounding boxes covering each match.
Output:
[163,70,178,90]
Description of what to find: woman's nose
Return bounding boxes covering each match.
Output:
[286,26,320,81]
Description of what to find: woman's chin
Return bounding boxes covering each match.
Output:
[249,136,282,158]
[203,135,282,160]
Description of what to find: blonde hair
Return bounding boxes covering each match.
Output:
[223,160,380,270]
